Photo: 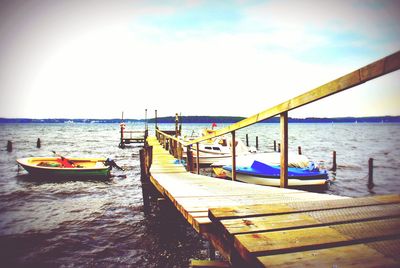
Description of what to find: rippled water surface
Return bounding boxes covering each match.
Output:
[0,122,399,267]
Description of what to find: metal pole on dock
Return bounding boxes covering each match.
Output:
[256,136,259,150]
[231,131,237,181]
[145,109,148,131]
[368,158,374,189]
[274,140,277,152]
[155,110,158,130]
[246,134,249,147]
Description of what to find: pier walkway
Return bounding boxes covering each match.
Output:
[139,52,400,267]
[143,136,400,267]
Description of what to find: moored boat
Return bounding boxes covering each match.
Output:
[16,157,111,179]
[222,160,329,187]
[182,128,255,165]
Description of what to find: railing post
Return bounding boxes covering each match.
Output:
[187,145,194,172]
[231,131,236,181]
[280,112,288,188]
[196,142,200,174]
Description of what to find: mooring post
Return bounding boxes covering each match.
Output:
[246,134,249,147]
[274,140,277,151]
[298,146,302,155]
[119,122,125,148]
[37,138,41,148]
[368,158,374,189]
[332,151,337,171]
[278,143,281,152]
[7,141,12,152]
[256,136,259,150]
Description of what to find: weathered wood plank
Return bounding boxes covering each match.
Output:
[209,194,400,221]
[234,218,400,263]
[221,203,400,236]
[257,239,400,268]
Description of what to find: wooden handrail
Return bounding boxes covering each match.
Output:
[184,50,400,146]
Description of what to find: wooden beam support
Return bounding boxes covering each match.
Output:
[280,112,288,188]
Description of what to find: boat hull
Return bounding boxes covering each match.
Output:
[223,170,328,187]
[17,157,111,180]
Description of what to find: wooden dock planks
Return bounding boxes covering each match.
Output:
[145,136,400,267]
[209,195,400,267]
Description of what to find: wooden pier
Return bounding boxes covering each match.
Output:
[139,51,400,267]
[142,136,400,267]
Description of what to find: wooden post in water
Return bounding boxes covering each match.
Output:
[273,140,276,151]
[280,112,288,188]
[368,158,374,189]
[139,148,150,213]
[231,131,237,181]
[332,151,337,171]
[37,138,41,148]
[7,141,12,152]
[278,143,281,152]
[246,134,249,147]
[298,146,302,155]
[196,142,200,174]
[256,136,259,150]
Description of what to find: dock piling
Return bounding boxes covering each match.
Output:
[139,148,150,213]
[368,158,374,189]
[246,134,249,147]
[37,138,41,148]
[7,141,12,152]
[256,136,259,150]
[273,140,277,151]
[332,151,337,171]
[298,146,302,155]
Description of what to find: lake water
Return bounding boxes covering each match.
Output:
[0,122,399,267]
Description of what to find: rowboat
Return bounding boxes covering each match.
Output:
[16,157,111,179]
[222,160,329,187]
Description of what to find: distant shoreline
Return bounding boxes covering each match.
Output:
[0,115,399,124]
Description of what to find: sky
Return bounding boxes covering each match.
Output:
[0,0,399,119]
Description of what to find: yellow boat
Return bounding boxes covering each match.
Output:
[16,157,111,179]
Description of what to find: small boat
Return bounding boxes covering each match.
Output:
[222,160,329,187]
[16,157,111,179]
[182,128,255,165]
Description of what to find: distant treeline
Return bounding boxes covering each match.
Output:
[0,116,399,124]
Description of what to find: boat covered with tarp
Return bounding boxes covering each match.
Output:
[222,160,329,187]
